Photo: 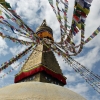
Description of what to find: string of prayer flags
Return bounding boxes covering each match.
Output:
[0,60,24,79]
[48,0,69,31]
[70,0,93,36]
[0,26,31,40]
[0,2,35,39]
[56,48,100,94]
[0,32,33,45]
[84,26,100,44]
[0,16,33,39]
[0,47,35,79]
[0,46,33,72]
[9,9,35,34]
[64,0,93,55]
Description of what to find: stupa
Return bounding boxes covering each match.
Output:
[0,20,86,100]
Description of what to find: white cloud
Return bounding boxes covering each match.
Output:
[65,74,76,82]
[17,35,32,42]
[68,82,89,94]
[10,61,19,70]
[0,71,6,77]
[9,45,27,55]
[65,72,82,83]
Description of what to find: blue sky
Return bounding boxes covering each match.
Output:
[0,0,100,100]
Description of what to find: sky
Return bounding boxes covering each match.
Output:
[0,0,100,100]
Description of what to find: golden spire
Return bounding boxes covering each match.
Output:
[36,20,53,40]
[41,19,47,26]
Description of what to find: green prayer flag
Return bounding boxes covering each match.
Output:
[4,13,10,19]
[5,2,11,8]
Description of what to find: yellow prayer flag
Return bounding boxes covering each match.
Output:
[26,33,29,36]
[0,10,2,15]
[95,29,99,34]
[62,53,66,57]
[63,16,67,20]
[89,37,92,40]
[56,2,58,6]
[83,8,90,15]
[76,4,90,15]
[16,20,21,25]
[32,43,34,46]
[76,23,81,29]
[57,15,63,20]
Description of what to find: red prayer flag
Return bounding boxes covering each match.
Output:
[0,16,4,19]
[73,15,80,22]
[81,12,87,18]
[74,27,79,33]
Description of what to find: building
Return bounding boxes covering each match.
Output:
[0,20,86,100]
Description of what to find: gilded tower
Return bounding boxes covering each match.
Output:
[14,20,66,86]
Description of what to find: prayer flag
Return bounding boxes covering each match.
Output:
[72,31,76,36]
[81,12,87,18]
[56,0,59,3]
[73,15,80,22]
[76,23,81,29]
[95,29,99,34]
[62,9,67,16]
[74,10,81,17]
[77,0,84,8]
[83,8,90,15]
[97,27,100,31]
[76,4,90,15]
[5,2,11,8]
[10,26,15,33]
[4,13,10,19]
[0,10,2,15]
[90,35,94,38]
[81,18,85,23]
[84,1,91,9]
[0,16,4,19]
[74,27,79,33]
